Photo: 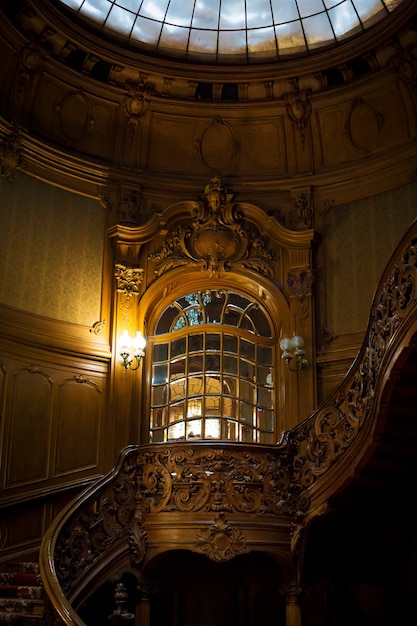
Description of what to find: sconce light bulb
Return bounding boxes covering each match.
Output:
[280,337,292,351]
[291,335,304,349]
[133,331,146,351]
[120,330,132,351]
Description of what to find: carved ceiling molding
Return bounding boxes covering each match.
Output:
[149,177,275,279]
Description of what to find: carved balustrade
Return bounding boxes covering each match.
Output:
[41,440,303,624]
[291,219,417,502]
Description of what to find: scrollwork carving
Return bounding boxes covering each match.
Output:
[149,178,274,278]
[137,444,302,517]
[194,513,248,562]
[285,79,312,151]
[293,231,417,488]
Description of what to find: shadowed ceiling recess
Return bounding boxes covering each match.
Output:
[56,0,404,63]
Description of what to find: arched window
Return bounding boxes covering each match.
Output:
[149,290,275,444]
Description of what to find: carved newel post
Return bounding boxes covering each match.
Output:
[281,585,302,626]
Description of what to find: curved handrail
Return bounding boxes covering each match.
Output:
[289,217,417,504]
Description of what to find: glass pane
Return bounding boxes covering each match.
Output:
[223,396,236,418]
[224,334,238,353]
[156,306,178,334]
[241,360,255,381]
[258,409,274,431]
[241,425,254,442]
[189,333,203,352]
[205,353,221,372]
[153,363,168,384]
[171,337,186,357]
[187,398,202,417]
[240,380,255,403]
[205,395,221,416]
[223,355,238,375]
[303,13,336,49]
[205,418,221,438]
[153,343,168,361]
[248,307,272,337]
[187,419,202,438]
[206,333,221,351]
[257,387,273,409]
[171,357,186,379]
[170,379,186,401]
[169,402,184,423]
[152,385,167,405]
[150,428,165,443]
[240,401,254,424]
[188,375,204,395]
[223,376,237,396]
[329,2,362,39]
[168,421,185,440]
[258,345,273,366]
[189,354,204,374]
[241,339,255,360]
[275,21,307,56]
[225,419,238,440]
[150,406,167,428]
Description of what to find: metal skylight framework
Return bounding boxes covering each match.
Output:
[56,0,404,63]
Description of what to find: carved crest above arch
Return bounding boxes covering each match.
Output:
[149,177,274,279]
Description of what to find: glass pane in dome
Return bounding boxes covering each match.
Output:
[63,0,83,9]
[296,0,326,18]
[353,0,387,24]
[219,0,246,29]
[270,0,300,23]
[329,2,362,39]
[166,0,195,27]
[106,6,135,35]
[131,16,162,45]
[117,0,142,10]
[247,26,277,59]
[188,28,218,54]
[303,13,335,49]
[80,0,109,24]
[139,0,170,21]
[159,23,189,51]
[192,0,221,29]
[246,0,273,28]
[275,21,307,56]
[218,29,247,55]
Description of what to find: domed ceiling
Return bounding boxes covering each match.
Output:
[56,0,404,64]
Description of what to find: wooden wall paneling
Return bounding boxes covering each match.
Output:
[54,376,103,476]
[4,365,54,489]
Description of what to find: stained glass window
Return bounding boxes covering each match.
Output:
[56,0,404,63]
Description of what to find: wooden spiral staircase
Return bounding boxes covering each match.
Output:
[37,219,417,626]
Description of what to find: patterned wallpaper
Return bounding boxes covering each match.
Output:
[325,182,417,335]
[0,174,105,326]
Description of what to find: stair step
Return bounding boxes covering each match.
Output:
[0,576,41,587]
[0,600,43,615]
[0,589,42,601]
[0,613,43,624]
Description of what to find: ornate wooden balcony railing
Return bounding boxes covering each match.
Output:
[40,220,417,626]
[291,218,417,502]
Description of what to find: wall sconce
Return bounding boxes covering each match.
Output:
[280,335,308,372]
[119,330,146,370]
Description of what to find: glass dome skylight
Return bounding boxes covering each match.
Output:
[57,0,404,64]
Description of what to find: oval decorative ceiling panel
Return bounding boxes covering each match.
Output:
[56,0,405,64]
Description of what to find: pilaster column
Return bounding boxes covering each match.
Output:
[135,583,154,626]
[281,585,303,626]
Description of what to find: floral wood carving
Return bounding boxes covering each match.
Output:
[194,513,248,562]
[292,229,417,488]
[150,177,274,278]
[287,268,314,301]
[53,449,146,594]
[115,264,144,294]
[137,443,305,518]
